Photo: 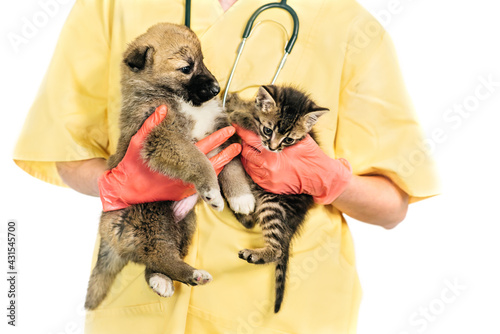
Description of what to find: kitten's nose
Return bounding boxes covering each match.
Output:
[269,140,280,152]
[267,145,278,152]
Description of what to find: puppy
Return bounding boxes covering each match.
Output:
[85,23,254,310]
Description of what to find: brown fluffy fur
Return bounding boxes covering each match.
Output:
[85,23,253,310]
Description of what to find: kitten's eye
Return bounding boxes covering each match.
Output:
[283,137,295,145]
[179,66,192,74]
[263,127,273,136]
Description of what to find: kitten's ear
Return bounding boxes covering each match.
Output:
[124,45,154,72]
[304,106,329,129]
[256,86,277,113]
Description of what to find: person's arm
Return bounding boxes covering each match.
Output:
[234,125,409,230]
[333,175,408,229]
[56,106,241,211]
[56,159,106,197]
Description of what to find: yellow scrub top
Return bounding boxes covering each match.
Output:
[14,0,439,333]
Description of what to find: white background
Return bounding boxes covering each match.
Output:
[1,1,499,333]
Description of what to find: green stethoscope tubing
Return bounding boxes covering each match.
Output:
[184,0,300,107]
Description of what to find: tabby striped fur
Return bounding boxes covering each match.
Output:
[227,85,328,313]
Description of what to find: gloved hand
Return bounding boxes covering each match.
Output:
[99,105,241,211]
[234,125,352,204]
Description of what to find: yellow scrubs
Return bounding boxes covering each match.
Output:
[14,0,439,333]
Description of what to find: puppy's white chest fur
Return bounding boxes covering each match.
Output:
[178,99,224,142]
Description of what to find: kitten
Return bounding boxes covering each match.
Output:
[227,85,328,313]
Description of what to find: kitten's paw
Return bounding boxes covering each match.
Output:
[149,273,174,297]
[200,188,224,212]
[227,193,256,215]
[190,270,213,286]
[238,248,280,264]
[238,249,267,264]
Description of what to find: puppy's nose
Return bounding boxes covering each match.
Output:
[210,84,220,96]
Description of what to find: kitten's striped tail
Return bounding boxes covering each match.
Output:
[274,249,290,313]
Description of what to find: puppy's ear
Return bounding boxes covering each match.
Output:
[124,45,154,72]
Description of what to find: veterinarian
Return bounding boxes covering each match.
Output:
[14,0,439,333]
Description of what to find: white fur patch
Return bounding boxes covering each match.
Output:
[192,270,213,285]
[227,193,256,215]
[149,274,174,297]
[200,187,224,212]
[178,99,224,141]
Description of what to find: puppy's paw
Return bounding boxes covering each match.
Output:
[230,111,257,131]
[227,193,256,215]
[149,273,174,297]
[200,188,224,212]
[190,270,213,286]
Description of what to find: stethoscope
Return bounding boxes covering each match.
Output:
[184,0,300,107]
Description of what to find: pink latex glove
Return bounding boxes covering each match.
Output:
[99,105,241,212]
[234,124,352,204]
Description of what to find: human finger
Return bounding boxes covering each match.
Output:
[209,143,242,174]
[240,141,265,166]
[196,126,236,154]
[240,153,267,180]
[135,105,168,140]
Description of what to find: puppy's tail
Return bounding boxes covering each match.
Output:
[85,239,126,310]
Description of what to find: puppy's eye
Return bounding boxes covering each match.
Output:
[263,127,273,136]
[283,137,295,145]
[179,66,192,74]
